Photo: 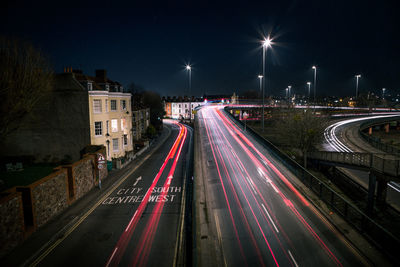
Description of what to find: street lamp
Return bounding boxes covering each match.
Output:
[261,36,272,132]
[258,75,263,92]
[307,82,311,103]
[312,66,317,107]
[355,74,361,99]
[382,88,386,100]
[186,65,192,121]
[288,85,292,103]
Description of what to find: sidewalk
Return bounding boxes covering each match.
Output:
[0,126,171,266]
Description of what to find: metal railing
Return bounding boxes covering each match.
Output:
[224,107,400,262]
[308,151,400,178]
[359,118,400,155]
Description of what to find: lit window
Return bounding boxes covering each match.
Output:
[110,100,117,111]
[111,119,118,132]
[94,121,102,136]
[93,99,102,113]
[121,100,126,110]
[112,138,119,151]
[121,118,126,130]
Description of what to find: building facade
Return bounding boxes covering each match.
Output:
[163,97,203,120]
[132,108,150,142]
[74,70,133,159]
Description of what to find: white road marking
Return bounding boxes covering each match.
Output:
[288,250,299,267]
[125,210,138,232]
[246,176,258,195]
[106,247,118,267]
[133,176,142,186]
[261,204,279,233]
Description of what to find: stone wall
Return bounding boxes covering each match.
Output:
[0,189,24,258]
[0,147,106,257]
[30,169,68,228]
[73,157,95,200]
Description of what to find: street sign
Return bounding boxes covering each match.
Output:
[97,153,106,169]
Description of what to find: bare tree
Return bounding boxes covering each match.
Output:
[276,108,327,168]
[0,36,53,139]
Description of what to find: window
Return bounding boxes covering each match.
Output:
[121,100,126,110]
[123,134,128,146]
[111,119,118,132]
[105,99,108,112]
[93,99,102,113]
[110,100,117,111]
[105,84,110,91]
[88,82,93,90]
[94,121,102,136]
[112,138,119,151]
[121,118,126,130]
[106,120,109,134]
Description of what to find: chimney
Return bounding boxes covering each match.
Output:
[95,69,107,81]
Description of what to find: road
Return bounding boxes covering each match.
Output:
[28,120,192,267]
[197,105,368,266]
[323,115,400,208]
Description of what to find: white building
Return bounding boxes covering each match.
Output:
[171,102,202,120]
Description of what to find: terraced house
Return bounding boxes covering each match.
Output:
[73,69,133,159]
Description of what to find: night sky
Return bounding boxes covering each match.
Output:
[2,0,399,97]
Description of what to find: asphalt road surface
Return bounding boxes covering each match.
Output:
[197,105,368,266]
[29,120,192,267]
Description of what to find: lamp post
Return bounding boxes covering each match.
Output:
[186,65,192,121]
[261,36,272,132]
[312,66,317,108]
[288,85,292,105]
[355,74,361,99]
[382,88,386,99]
[307,82,311,104]
[258,75,263,92]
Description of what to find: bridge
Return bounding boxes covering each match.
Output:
[308,151,400,216]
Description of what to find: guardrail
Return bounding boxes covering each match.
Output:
[224,107,400,263]
[359,117,400,155]
[308,151,400,178]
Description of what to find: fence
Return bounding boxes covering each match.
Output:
[308,151,400,178]
[224,107,400,262]
[359,118,400,155]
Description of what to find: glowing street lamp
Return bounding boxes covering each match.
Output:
[258,75,263,92]
[382,88,386,99]
[186,64,192,121]
[355,74,361,99]
[261,36,273,132]
[312,66,317,106]
[307,82,311,102]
